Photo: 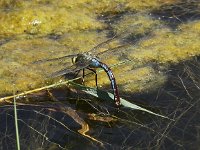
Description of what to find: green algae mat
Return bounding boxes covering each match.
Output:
[0,0,200,149]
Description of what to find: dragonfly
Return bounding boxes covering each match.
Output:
[34,32,131,107]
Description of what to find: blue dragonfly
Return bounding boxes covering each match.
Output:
[34,33,131,107]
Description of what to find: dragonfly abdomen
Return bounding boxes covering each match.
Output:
[91,58,121,106]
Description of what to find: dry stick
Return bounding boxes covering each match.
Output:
[0,76,81,103]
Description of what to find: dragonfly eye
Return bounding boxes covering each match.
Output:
[71,57,77,64]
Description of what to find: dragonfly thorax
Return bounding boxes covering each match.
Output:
[72,53,99,68]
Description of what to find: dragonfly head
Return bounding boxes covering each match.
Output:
[71,56,77,64]
[71,53,94,67]
[71,54,85,65]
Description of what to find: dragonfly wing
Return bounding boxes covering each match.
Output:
[87,35,118,54]
[48,63,90,78]
[49,66,78,78]
[97,34,152,61]
[32,54,77,64]
[97,43,130,58]
[86,31,131,55]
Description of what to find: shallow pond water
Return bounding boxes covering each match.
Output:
[0,0,200,149]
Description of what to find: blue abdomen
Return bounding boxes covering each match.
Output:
[90,58,101,68]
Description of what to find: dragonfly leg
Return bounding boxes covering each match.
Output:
[82,69,85,84]
[71,70,81,79]
[87,68,98,88]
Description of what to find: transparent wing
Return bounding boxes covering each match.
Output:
[48,65,78,78]
[97,33,152,61]
[87,34,118,54]
[97,43,131,57]
[86,31,131,56]
[32,54,77,64]
[48,60,91,78]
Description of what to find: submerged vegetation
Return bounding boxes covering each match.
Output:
[0,0,200,149]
